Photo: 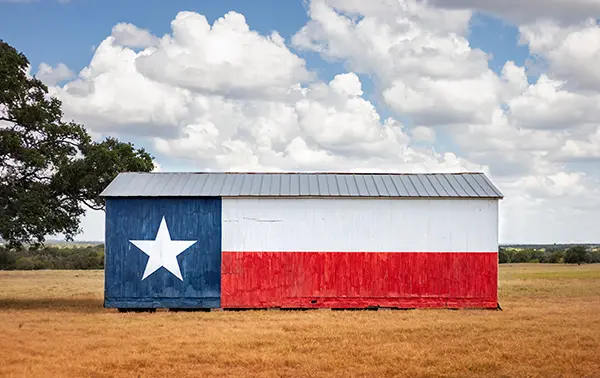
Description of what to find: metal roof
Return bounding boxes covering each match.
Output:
[100,172,503,199]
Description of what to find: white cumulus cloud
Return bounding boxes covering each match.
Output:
[35,62,75,86]
[111,23,159,48]
[519,18,600,92]
[134,11,315,100]
[429,0,600,26]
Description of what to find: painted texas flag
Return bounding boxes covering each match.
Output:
[104,196,498,310]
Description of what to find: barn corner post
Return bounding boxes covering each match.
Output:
[496,190,504,311]
[100,171,503,312]
[103,197,112,310]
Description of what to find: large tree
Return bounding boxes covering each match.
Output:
[0,39,154,248]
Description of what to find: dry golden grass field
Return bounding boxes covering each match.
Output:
[1,264,599,378]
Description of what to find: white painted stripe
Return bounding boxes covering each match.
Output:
[222,198,499,253]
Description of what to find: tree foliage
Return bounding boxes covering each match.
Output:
[0,39,154,248]
[564,245,589,265]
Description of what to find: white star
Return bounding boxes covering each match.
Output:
[129,216,197,281]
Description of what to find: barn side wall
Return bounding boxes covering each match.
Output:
[221,197,499,309]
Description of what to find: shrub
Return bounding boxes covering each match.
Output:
[529,249,545,261]
[14,256,48,270]
[1,245,105,270]
[512,249,533,263]
[0,247,17,270]
[548,251,564,264]
[586,250,600,264]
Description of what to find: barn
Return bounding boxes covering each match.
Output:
[100,171,503,310]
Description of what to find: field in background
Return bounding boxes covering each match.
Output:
[0,264,599,377]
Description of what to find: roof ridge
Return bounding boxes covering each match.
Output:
[121,171,486,175]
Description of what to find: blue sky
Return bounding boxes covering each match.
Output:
[2,0,311,76]
[2,0,529,83]
[468,13,531,76]
[1,0,599,243]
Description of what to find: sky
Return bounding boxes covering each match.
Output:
[1,0,599,244]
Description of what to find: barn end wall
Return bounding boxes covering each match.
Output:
[104,197,222,309]
[221,197,499,309]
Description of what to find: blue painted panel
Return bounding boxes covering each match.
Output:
[104,197,221,308]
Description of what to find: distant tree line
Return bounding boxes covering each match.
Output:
[0,245,104,270]
[1,244,599,270]
[499,245,600,265]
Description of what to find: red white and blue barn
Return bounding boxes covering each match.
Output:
[100,172,503,310]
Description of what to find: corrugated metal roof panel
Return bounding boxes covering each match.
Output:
[280,174,291,195]
[326,174,339,195]
[399,176,417,196]
[289,174,300,196]
[474,173,503,197]
[268,174,281,196]
[207,173,226,196]
[408,177,422,196]
[379,175,395,196]
[334,174,349,196]
[454,174,480,197]
[178,173,197,195]
[317,174,329,195]
[433,175,450,196]
[146,173,170,196]
[308,174,319,195]
[372,175,389,196]
[197,173,214,196]
[161,173,185,195]
[446,175,469,197]
[427,175,449,197]
[259,174,272,196]
[100,172,503,199]
[354,175,369,196]
[238,173,252,195]
[190,173,209,195]
[464,173,491,197]
[389,175,408,196]
[226,174,242,195]
[345,175,359,196]
[109,171,136,194]
[364,175,379,196]
[248,174,261,195]
[219,173,235,196]
[442,174,467,197]
[417,174,437,196]
[299,174,310,196]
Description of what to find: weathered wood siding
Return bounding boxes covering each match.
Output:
[104,197,221,309]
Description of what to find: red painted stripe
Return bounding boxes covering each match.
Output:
[221,252,498,309]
